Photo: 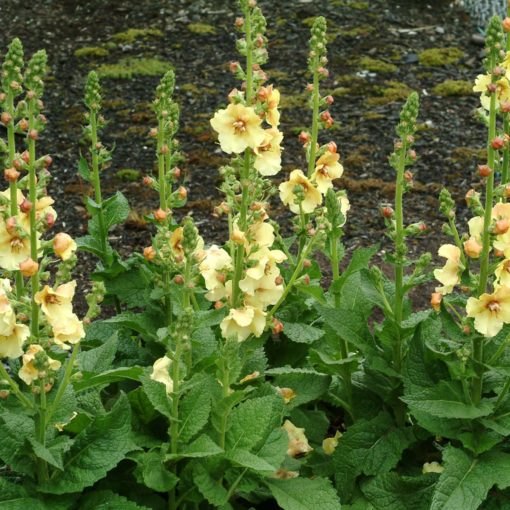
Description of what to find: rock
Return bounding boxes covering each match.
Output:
[435,26,445,34]
[471,33,485,45]
[405,53,419,64]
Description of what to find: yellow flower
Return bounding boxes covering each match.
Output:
[468,216,484,242]
[496,259,510,287]
[248,221,275,249]
[53,233,77,260]
[279,169,322,214]
[0,323,29,359]
[254,128,283,176]
[210,103,265,154]
[150,356,173,394]
[35,281,76,323]
[220,305,266,341]
[0,292,15,337]
[51,315,85,350]
[473,73,510,110]
[323,430,342,455]
[434,244,462,295]
[276,387,296,404]
[18,344,61,385]
[170,227,184,258]
[422,462,444,474]
[199,245,233,301]
[311,151,344,194]
[282,420,313,457]
[466,286,510,337]
[0,220,31,271]
[260,85,281,127]
[35,196,57,222]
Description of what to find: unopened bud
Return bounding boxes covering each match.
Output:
[303,274,311,285]
[19,257,39,277]
[6,217,16,234]
[382,206,394,218]
[408,149,417,160]
[230,61,241,73]
[154,208,167,222]
[45,213,55,228]
[325,95,334,105]
[318,67,329,77]
[18,118,28,131]
[20,199,32,213]
[149,127,158,138]
[327,141,337,153]
[173,167,181,179]
[303,259,312,268]
[44,155,53,168]
[463,325,471,335]
[298,131,311,145]
[478,164,492,177]
[214,300,224,309]
[275,275,284,285]
[1,112,12,124]
[173,275,184,285]
[464,238,482,259]
[487,83,497,93]
[160,144,169,155]
[0,390,9,399]
[272,318,284,334]
[4,167,20,182]
[306,83,314,93]
[430,292,442,312]
[143,246,156,261]
[495,218,510,235]
[21,151,30,164]
[235,17,244,28]
[29,129,38,140]
[143,176,154,186]
[404,170,413,182]
[177,186,187,200]
[492,136,505,150]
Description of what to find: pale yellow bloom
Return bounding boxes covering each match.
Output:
[473,73,510,110]
[248,221,275,249]
[51,315,85,350]
[311,151,344,194]
[282,420,313,457]
[35,196,57,222]
[254,128,283,176]
[220,305,266,341]
[150,356,173,394]
[0,292,15,337]
[18,344,61,385]
[261,85,280,127]
[199,245,233,302]
[434,244,462,295]
[210,103,265,154]
[276,387,296,404]
[466,286,510,337]
[170,227,184,258]
[323,431,342,455]
[496,259,510,287]
[0,221,31,271]
[35,281,76,323]
[468,216,484,242]
[53,233,77,261]
[0,323,29,359]
[279,169,322,214]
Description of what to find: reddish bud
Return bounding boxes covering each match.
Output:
[478,164,492,177]
[45,213,55,228]
[306,83,314,93]
[303,259,312,268]
[404,170,413,182]
[29,129,38,140]
[143,176,154,186]
[20,199,32,213]
[303,274,311,285]
[463,325,471,335]
[430,292,442,312]
[495,218,510,235]
[143,246,156,261]
[492,136,505,150]
[154,208,167,222]
[173,167,181,179]
[464,238,483,259]
[173,275,184,285]
[19,257,39,277]
[44,155,53,168]
[21,151,30,164]
[298,131,311,145]
[327,141,337,153]
[1,112,12,124]
[235,17,244,28]
[325,95,334,105]
[177,186,187,200]
[504,17,510,32]
[4,167,20,182]
[408,149,417,160]
[382,206,394,218]
[5,217,16,233]
[18,118,28,131]
[149,127,158,138]
[272,318,284,334]
[275,275,284,285]
[160,144,169,155]
[487,83,497,93]
[214,300,224,309]
[230,61,241,73]
[318,67,329,77]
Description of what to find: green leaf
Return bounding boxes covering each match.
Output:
[0,478,45,509]
[331,245,378,293]
[40,393,136,494]
[431,446,510,510]
[267,368,331,410]
[139,451,178,492]
[29,436,73,471]
[362,472,436,510]
[266,477,341,510]
[105,269,151,309]
[78,155,90,181]
[226,395,283,451]
[79,490,150,509]
[141,371,172,419]
[78,332,118,373]
[104,311,159,338]
[76,234,110,258]
[179,378,212,443]
[193,462,230,508]
[74,366,143,392]
[333,412,415,500]
[165,434,223,460]
[226,449,276,472]
[257,428,289,470]
[282,322,324,344]
[402,381,494,419]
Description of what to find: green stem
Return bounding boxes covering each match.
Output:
[496,377,510,407]
[0,362,33,409]
[267,234,317,320]
[219,356,230,450]
[90,110,107,257]
[226,468,248,502]
[168,340,181,510]
[27,100,39,338]
[502,114,510,186]
[6,93,23,298]
[45,343,79,424]
[472,90,497,404]
[157,118,167,211]
[307,67,320,178]
[36,378,49,482]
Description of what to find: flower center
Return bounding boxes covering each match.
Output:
[232,118,247,133]
[10,237,24,253]
[487,300,501,313]
[46,295,60,305]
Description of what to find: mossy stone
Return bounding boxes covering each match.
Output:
[359,57,397,73]
[111,28,163,44]
[433,79,473,97]
[74,46,109,59]
[97,58,172,79]
[187,23,216,35]
[418,47,464,67]
[116,168,141,181]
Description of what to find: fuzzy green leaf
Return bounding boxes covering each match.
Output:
[193,463,231,508]
[74,366,143,392]
[282,322,324,344]
[179,378,212,443]
[266,477,341,510]
[79,490,150,509]
[138,451,178,492]
[431,446,510,510]
[39,393,136,494]
[165,434,223,460]
[140,371,172,419]
[78,332,118,373]
[226,449,276,472]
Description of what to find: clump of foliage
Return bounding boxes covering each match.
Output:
[97,57,172,79]
[418,46,464,66]
[2,2,510,510]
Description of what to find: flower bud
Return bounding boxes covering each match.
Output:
[382,206,394,218]
[29,129,38,140]
[154,208,167,222]
[306,83,314,93]
[160,144,169,155]
[173,167,181,179]
[45,213,55,228]
[216,273,226,284]
[503,17,510,32]
[20,199,32,213]
[492,136,505,150]
[19,257,39,277]
[230,61,241,73]
[325,95,334,105]
[1,112,12,124]
[149,127,158,138]
[275,275,284,285]
[303,259,312,268]
[478,164,492,177]
[177,186,187,200]
[487,83,497,93]
[408,149,417,160]
[18,118,28,131]
[318,67,329,77]
[327,141,337,153]
[21,151,30,164]
[173,275,184,285]
[53,232,76,260]
[143,246,156,261]
[404,170,413,182]
[214,300,224,309]
[464,238,482,259]
[495,218,510,235]
[6,217,16,234]
[235,17,244,28]
[4,167,20,182]
[143,176,154,186]
[44,155,53,168]
[463,325,471,335]
[272,318,284,334]
[430,292,442,312]
[303,274,311,285]
[298,131,311,145]
[0,390,9,399]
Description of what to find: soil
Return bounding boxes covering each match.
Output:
[0,0,487,310]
